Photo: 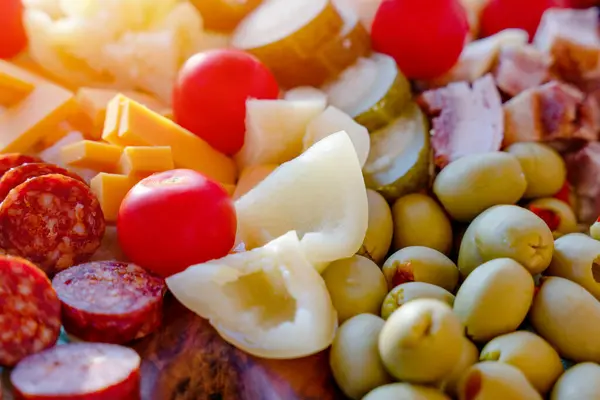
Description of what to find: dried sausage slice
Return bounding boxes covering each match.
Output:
[0,174,106,276]
[10,343,141,400]
[0,255,61,367]
[52,261,166,344]
[0,154,42,178]
[0,163,86,202]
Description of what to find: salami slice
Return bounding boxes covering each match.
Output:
[10,343,141,400]
[52,261,166,344]
[0,255,61,367]
[0,163,86,202]
[0,154,42,178]
[0,174,106,276]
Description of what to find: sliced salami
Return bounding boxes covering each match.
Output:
[10,343,141,400]
[52,261,166,344]
[0,255,61,367]
[0,154,42,178]
[0,163,86,202]
[0,174,106,276]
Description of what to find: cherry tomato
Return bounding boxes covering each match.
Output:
[173,49,279,156]
[117,169,237,278]
[480,0,566,40]
[0,0,27,59]
[371,0,469,80]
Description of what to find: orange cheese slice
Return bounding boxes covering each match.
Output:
[0,69,35,106]
[61,140,123,172]
[117,146,174,178]
[102,95,237,184]
[90,173,139,222]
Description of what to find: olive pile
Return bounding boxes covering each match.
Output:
[325,143,599,399]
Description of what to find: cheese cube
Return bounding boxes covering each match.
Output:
[0,69,34,106]
[103,95,237,184]
[117,146,174,177]
[90,173,138,222]
[61,140,123,172]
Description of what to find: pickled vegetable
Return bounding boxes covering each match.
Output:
[322,255,388,323]
[380,282,455,320]
[457,362,543,400]
[358,189,394,265]
[458,205,554,277]
[526,198,578,238]
[454,258,534,343]
[329,314,392,399]
[441,338,479,396]
[382,247,459,292]
[378,299,463,383]
[364,383,451,400]
[480,331,564,394]
[391,193,453,255]
[190,0,263,32]
[551,363,600,400]
[362,102,432,202]
[546,233,600,300]
[433,152,527,222]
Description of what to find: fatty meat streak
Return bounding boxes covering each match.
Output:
[52,261,167,344]
[0,255,61,367]
[0,162,86,202]
[0,154,43,178]
[0,174,106,276]
[10,343,141,400]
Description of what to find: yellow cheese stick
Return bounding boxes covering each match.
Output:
[61,140,123,172]
[103,95,237,184]
[117,146,174,178]
[90,173,139,222]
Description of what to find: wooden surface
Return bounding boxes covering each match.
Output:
[2,294,345,400]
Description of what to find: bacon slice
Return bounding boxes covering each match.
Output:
[494,45,552,97]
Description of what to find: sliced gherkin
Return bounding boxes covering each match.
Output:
[362,102,432,202]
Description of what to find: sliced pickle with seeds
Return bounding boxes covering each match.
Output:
[362,102,432,202]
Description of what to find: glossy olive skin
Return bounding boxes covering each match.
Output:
[382,246,459,292]
[322,255,388,323]
[378,299,463,384]
[506,142,566,199]
[329,314,392,399]
[391,193,453,254]
[530,277,600,363]
[526,197,578,238]
[363,383,450,400]
[441,338,479,396]
[358,189,394,265]
[453,258,534,343]
[457,362,542,400]
[433,152,527,222]
[480,331,564,394]
[546,233,600,300]
[458,205,554,278]
[551,363,600,400]
[380,282,455,320]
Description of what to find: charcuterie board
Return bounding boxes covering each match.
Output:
[2,294,344,400]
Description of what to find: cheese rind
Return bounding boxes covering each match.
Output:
[117,146,174,177]
[90,173,139,222]
[61,140,123,171]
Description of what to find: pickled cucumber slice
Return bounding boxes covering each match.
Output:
[323,53,411,132]
[362,102,432,202]
[190,0,263,32]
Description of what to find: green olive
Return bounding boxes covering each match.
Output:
[380,282,455,320]
[551,363,600,400]
[329,314,393,399]
[505,142,566,199]
[382,247,459,292]
[363,383,451,400]
[453,258,534,343]
[323,255,388,323]
[358,189,394,265]
[457,362,543,400]
[433,152,527,222]
[391,193,453,254]
[526,198,578,238]
[530,277,600,362]
[480,331,564,394]
[591,222,600,241]
[441,338,479,397]
[378,299,463,383]
[458,205,554,278]
[546,233,600,300]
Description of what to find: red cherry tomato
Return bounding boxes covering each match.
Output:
[0,0,28,59]
[371,0,469,80]
[117,169,237,278]
[480,0,566,40]
[173,49,279,156]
